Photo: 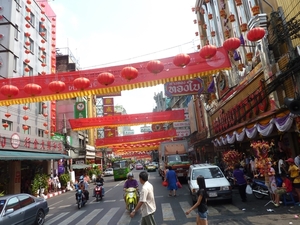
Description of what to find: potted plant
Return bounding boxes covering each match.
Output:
[59,173,70,190]
[32,174,48,196]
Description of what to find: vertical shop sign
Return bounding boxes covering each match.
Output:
[74,102,87,118]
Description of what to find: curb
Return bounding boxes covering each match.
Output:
[42,189,68,199]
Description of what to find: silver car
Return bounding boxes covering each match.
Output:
[0,193,49,225]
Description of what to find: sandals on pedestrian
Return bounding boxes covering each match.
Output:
[169,194,172,197]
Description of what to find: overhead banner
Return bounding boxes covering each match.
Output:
[95,129,177,148]
[0,48,231,106]
[69,110,185,131]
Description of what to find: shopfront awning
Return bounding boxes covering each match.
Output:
[72,164,92,169]
[0,150,71,160]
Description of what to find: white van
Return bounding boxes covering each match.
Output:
[187,164,232,203]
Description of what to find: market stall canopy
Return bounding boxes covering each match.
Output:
[0,48,230,106]
[0,150,70,160]
[72,164,92,170]
[69,109,184,131]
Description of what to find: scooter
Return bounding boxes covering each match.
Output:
[94,182,103,201]
[251,179,269,199]
[76,189,87,209]
[125,187,138,213]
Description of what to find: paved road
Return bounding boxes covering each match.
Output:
[44,170,300,225]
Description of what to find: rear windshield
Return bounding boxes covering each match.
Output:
[192,167,224,180]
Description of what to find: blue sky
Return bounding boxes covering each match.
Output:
[49,0,197,114]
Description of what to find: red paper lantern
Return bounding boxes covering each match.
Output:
[2,123,8,129]
[43,113,48,117]
[121,66,138,81]
[23,125,29,131]
[97,72,115,86]
[24,66,30,72]
[0,85,19,98]
[23,115,29,121]
[48,80,66,93]
[43,122,48,127]
[23,105,29,110]
[24,59,30,64]
[25,32,31,37]
[5,113,11,118]
[199,45,217,59]
[73,77,91,90]
[146,60,164,74]
[44,130,49,134]
[247,27,265,42]
[24,83,42,96]
[223,37,241,51]
[173,53,191,68]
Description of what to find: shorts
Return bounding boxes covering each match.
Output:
[275,188,286,195]
[197,210,208,220]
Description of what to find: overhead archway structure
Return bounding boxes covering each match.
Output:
[95,129,177,148]
[69,109,185,131]
[0,48,231,106]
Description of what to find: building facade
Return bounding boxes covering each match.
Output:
[190,0,300,163]
[0,0,69,194]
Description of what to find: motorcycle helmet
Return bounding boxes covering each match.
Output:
[79,175,84,181]
[127,172,134,179]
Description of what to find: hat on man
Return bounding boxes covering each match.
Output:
[285,158,294,163]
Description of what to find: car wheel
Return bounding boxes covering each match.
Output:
[35,209,45,225]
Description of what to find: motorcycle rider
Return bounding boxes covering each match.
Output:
[93,175,105,197]
[75,175,89,201]
[123,172,139,208]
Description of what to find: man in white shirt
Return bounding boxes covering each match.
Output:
[130,171,156,225]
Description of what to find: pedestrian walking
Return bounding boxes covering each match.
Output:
[233,164,247,202]
[164,166,178,197]
[185,175,208,225]
[130,171,157,225]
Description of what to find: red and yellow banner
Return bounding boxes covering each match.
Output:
[69,110,184,131]
[0,49,230,106]
[96,129,177,148]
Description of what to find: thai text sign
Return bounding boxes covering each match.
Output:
[165,78,204,97]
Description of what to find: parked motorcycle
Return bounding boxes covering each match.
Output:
[76,189,87,209]
[125,187,138,213]
[251,179,269,199]
[94,182,103,201]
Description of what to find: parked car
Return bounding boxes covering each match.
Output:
[0,193,49,225]
[146,163,156,172]
[103,168,114,176]
[187,164,232,204]
[135,163,144,170]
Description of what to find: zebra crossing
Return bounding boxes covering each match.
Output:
[45,200,245,225]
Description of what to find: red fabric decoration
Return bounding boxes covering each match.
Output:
[69,109,185,130]
[223,37,241,52]
[0,85,19,98]
[73,77,90,90]
[97,72,115,86]
[199,45,217,59]
[121,66,138,81]
[24,83,42,96]
[96,129,177,147]
[146,60,164,74]
[247,27,265,42]
[173,53,190,67]
[48,81,66,93]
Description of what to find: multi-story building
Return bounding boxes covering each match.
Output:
[190,0,300,163]
[0,0,69,194]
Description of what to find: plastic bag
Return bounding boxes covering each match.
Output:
[246,184,252,194]
[162,181,168,187]
[176,181,182,188]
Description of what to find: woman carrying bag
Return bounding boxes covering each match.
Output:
[164,166,178,197]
